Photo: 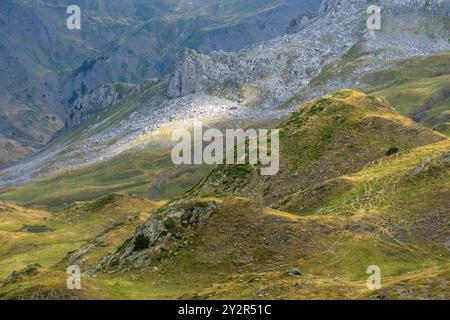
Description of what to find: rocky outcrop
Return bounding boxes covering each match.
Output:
[3,263,40,285]
[286,11,318,34]
[97,199,216,272]
[65,83,137,129]
[2,1,321,167]
[166,49,221,98]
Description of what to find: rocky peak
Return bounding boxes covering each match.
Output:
[286,11,318,34]
[166,48,220,98]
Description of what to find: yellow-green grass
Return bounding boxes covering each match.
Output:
[194,90,446,207]
[363,52,450,134]
[0,194,161,281]
[2,193,448,299]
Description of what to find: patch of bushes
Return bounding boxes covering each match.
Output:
[133,234,150,251]
[386,147,400,156]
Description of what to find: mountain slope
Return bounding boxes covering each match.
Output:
[0,193,161,284]
[192,90,446,207]
[0,0,449,300]
[91,92,449,298]
[1,88,449,299]
[362,52,450,135]
[2,0,449,187]
[0,0,319,167]
[0,148,211,207]
[89,94,449,299]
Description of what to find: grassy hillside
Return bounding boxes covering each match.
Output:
[307,51,450,136]
[1,0,319,168]
[364,52,450,136]
[2,138,448,299]
[193,90,446,206]
[0,90,448,300]
[0,193,161,282]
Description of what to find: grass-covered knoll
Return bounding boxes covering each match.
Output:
[191,142,448,299]
[5,173,447,300]
[278,137,450,231]
[0,148,212,207]
[1,98,449,300]
[193,89,446,206]
[306,51,450,136]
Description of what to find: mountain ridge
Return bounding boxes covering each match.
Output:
[0,0,320,168]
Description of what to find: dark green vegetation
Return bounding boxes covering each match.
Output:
[1,90,448,300]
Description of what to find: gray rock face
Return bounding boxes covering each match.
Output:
[3,263,39,285]
[65,83,136,129]
[286,11,318,34]
[166,49,220,98]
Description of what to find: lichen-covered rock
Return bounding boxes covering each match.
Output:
[96,199,216,272]
[3,263,40,285]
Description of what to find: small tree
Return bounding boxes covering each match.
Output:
[133,234,150,251]
[386,147,399,156]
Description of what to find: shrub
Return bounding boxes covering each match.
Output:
[386,147,399,156]
[133,234,150,251]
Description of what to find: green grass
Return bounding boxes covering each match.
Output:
[0,194,161,281]
[363,52,450,134]
[0,148,212,207]
[1,87,448,299]
[196,90,445,207]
